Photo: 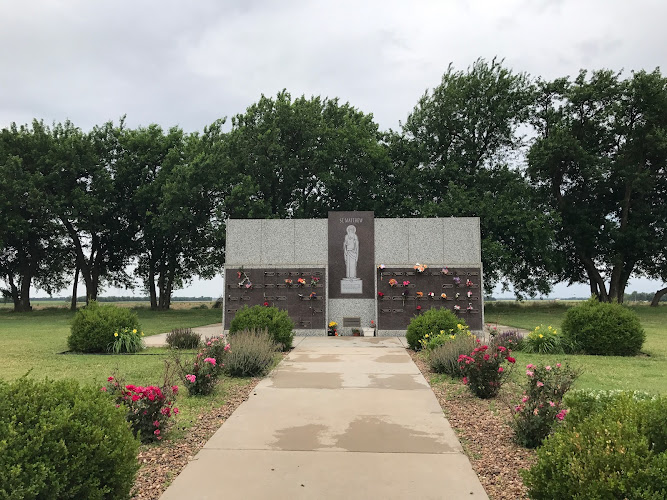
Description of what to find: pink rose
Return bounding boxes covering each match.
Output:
[100,387,107,392]
[498,366,504,373]
[526,364,535,369]
[545,365,552,371]
[536,381,544,387]
[526,370,534,377]
[186,374,196,383]
[522,396,529,403]
[556,363,561,368]
[204,357,216,366]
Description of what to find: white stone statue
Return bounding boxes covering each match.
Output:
[341,225,362,294]
[343,225,359,278]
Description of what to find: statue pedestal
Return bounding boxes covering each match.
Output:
[341,278,362,294]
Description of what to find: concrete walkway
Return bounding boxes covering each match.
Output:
[160,336,488,500]
[143,324,224,347]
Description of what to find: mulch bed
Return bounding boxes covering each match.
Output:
[410,351,536,500]
[130,378,262,500]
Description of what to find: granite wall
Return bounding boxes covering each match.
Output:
[224,216,483,335]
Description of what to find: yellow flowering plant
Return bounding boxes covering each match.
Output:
[524,325,563,354]
[418,323,473,351]
[109,326,145,354]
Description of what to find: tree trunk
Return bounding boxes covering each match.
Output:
[651,287,667,307]
[148,265,157,310]
[70,265,79,311]
[18,275,32,312]
[7,275,20,311]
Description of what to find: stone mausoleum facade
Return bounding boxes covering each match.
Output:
[223,212,483,336]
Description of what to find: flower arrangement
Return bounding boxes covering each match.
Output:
[414,263,428,273]
[402,280,410,287]
[453,276,461,285]
[263,301,269,307]
[458,341,516,398]
[467,303,473,312]
[237,269,252,289]
[427,292,435,298]
[416,305,422,311]
[328,321,338,336]
[377,264,385,270]
[454,305,461,311]
[511,363,578,448]
[285,278,293,286]
[441,293,447,299]
[309,292,317,299]
[378,292,384,298]
[103,375,179,443]
[388,278,398,287]
[416,291,424,298]
[466,279,474,287]
[310,276,320,286]
[455,292,460,299]
[467,291,473,298]
[441,267,449,275]
[297,277,306,286]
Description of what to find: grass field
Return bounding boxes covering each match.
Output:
[485,301,667,394]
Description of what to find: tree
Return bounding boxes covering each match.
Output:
[46,120,136,303]
[0,122,70,311]
[220,90,392,219]
[528,69,667,302]
[396,58,559,297]
[128,125,225,309]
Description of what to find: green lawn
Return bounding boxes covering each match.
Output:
[484,301,667,394]
[0,306,221,383]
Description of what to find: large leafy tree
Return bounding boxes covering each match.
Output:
[528,69,667,303]
[46,119,136,303]
[0,122,70,311]
[127,125,225,309]
[220,90,392,219]
[396,58,559,296]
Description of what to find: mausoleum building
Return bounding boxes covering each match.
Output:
[223,212,483,336]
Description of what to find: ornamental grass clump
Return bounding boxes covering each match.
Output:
[489,329,524,351]
[523,324,563,354]
[511,362,578,448]
[109,326,145,353]
[166,328,201,349]
[102,374,179,443]
[458,341,516,398]
[224,328,279,377]
[427,335,477,376]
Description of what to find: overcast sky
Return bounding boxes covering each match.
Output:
[3,0,665,298]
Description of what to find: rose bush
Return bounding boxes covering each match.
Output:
[458,341,515,398]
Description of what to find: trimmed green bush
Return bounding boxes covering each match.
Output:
[561,298,645,356]
[522,394,667,499]
[68,301,141,353]
[427,335,477,375]
[229,305,294,351]
[224,329,278,377]
[406,307,466,350]
[0,377,139,500]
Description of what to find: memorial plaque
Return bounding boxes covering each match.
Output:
[376,266,483,330]
[224,267,326,329]
[328,211,374,299]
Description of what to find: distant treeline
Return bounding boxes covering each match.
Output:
[625,292,667,303]
[18,296,215,303]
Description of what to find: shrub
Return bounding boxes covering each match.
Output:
[522,394,667,499]
[523,324,563,354]
[229,305,294,351]
[561,297,645,356]
[173,335,229,396]
[0,377,139,499]
[68,301,141,353]
[103,374,179,443]
[427,335,477,375]
[109,326,145,354]
[489,329,524,351]
[511,362,579,448]
[458,341,516,398]
[406,308,466,350]
[166,328,201,349]
[564,389,659,429]
[419,322,473,351]
[224,329,278,377]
